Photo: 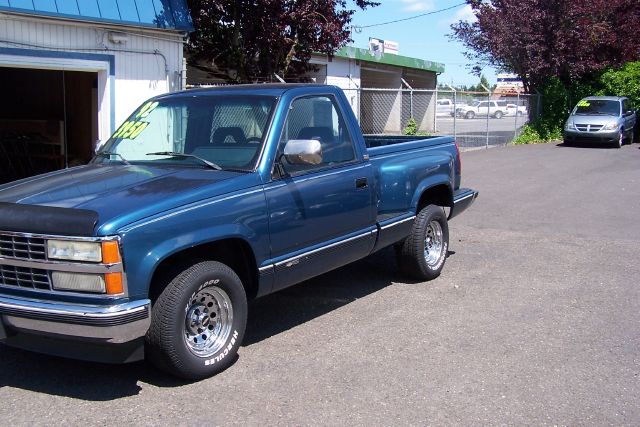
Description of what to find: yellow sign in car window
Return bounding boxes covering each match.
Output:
[112,120,149,140]
[111,101,158,140]
[577,100,590,107]
[136,101,159,119]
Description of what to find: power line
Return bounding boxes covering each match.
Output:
[358,2,467,29]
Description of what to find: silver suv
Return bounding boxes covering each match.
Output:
[564,96,636,148]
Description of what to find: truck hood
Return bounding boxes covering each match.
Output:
[0,164,250,235]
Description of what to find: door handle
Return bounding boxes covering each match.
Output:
[355,177,368,189]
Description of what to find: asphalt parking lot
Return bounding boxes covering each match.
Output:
[1,142,639,425]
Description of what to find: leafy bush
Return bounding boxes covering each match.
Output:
[513,119,563,144]
[403,117,431,136]
[403,117,418,135]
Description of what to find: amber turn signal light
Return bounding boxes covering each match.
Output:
[101,241,121,264]
[105,272,124,295]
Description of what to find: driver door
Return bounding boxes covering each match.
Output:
[263,95,376,291]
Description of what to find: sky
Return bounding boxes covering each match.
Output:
[348,0,498,87]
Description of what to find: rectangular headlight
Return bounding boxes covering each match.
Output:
[52,272,105,293]
[47,240,102,262]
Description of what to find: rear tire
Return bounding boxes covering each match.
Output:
[146,261,247,380]
[397,205,449,281]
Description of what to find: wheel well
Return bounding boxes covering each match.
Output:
[417,184,453,213]
[149,238,259,303]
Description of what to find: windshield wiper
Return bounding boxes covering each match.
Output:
[146,152,223,171]
[95,151,130,165]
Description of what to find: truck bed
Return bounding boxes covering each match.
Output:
[364,135,455,156]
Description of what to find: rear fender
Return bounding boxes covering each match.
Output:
[410,175,453,212]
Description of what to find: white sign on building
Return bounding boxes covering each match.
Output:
[368,38,399,55]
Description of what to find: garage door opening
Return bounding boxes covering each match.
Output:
[0,67,98,185]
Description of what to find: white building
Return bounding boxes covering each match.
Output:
[0,1,191,184]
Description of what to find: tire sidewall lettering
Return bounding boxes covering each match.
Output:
[204,329,239,366]
[429,240,448,271]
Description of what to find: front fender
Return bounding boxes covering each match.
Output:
[117,189,270,299]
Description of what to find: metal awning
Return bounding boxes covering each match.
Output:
[0,0,193,31]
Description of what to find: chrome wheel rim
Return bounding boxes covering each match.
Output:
[618,131,624,147]
[424,220,444,267]
[184,286,233,357]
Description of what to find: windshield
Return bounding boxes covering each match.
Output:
[573,99,620,116]
[95,95,277,170]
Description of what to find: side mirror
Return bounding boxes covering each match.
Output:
[626,110,635,117]
[283,139,323,165]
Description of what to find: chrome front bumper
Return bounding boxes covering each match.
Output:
[0,296,150,344]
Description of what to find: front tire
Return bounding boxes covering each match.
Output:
[465,111,475,119]
[494,110,503,119]
[615,128,624,148]
[146,261,247,380]
[397,205,449,281]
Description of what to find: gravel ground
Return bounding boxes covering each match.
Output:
[1,142,639,425]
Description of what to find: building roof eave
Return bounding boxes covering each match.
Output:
[0,1,193,33]
[332,46,445,74]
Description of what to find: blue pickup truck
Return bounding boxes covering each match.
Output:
[0,84,477,379]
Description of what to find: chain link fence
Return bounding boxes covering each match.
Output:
[355,88,541,149]
[188,84,542,149]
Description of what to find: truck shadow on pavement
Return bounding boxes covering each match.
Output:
[244,247,401,346]
[0,248,420,401]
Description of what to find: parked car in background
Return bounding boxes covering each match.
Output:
[456,100,508,119]
[436,99,467,117]
[506,103,527,116]
[564,96,636,148]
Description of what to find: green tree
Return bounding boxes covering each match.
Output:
[186,0,378,82]
[597,62,640,108]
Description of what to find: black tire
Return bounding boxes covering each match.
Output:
[146,261,247,380]
[397,205,449,281]
[494,110,503,119]
[615,128,624,148]
[465,111,475,119]
[629,131,635,144]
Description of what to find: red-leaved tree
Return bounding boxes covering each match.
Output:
[186,0,378,83]
[451,0,640,92]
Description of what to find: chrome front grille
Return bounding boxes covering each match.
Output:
[0,234,47,260]
[575,124,604,132]
[0,265,52,290]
